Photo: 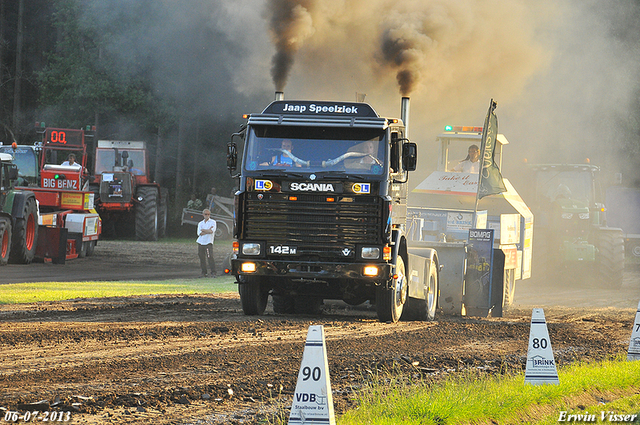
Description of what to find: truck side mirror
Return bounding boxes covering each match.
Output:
[7,165,18,181]
[403,142,417,171]
[227,142,237,173]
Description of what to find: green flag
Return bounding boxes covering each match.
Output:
[478,99,506,199]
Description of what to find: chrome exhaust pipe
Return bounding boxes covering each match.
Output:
[401,97,410,138]
[275,91,284,101]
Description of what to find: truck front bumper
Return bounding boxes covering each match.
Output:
[231,258,392,281]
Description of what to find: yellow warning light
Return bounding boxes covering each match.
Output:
[363,266,379,276]
[241,262,257,273]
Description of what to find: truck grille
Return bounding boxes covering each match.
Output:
[243,193,383,252]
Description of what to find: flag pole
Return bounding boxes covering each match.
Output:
[473,99,497,227]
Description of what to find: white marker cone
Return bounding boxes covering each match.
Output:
[627,301,640,361]
[288,325,336,425]
[524,308,559,385]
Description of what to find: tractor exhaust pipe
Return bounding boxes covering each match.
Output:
[275,91,284,101]
[401,97,410,138]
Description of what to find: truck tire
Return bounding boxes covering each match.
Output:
[402,260,438,321]
[595,228,625,289]
[9,196,38,264]
[272,294,295,314]
[293,296,323,315]
[158,188,168,238]
[215,224,229,240]
[135,186,159,241]
[376,255,408,323]
[239,276,269,315]
[0,217,12,266]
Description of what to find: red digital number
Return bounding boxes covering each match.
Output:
[50,131,67,144]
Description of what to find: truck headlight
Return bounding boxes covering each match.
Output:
[361,247,380,259]
[578,213,590,220]
[561,213,573,219]
[242,243,261,255]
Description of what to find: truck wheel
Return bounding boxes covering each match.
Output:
[158,188,168,238]
[0,218,12,266]
[376,255,408,323]
[401,260,438,321]
[595,228,625,289]
[272,294,295,314]
[238,276,269,315]
[215,224,229,240]
[9,196,38,264]
[293,296,323,315]
[630,242,640,258]
[135,187,159,241]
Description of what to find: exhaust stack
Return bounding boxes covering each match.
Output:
[275,91,284,101]
[401,97,410,138]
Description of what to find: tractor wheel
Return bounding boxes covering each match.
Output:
[595,228,625,289]
[9,196,38,264]
[0,217,12,266]
[157,188,168,238]
[272,294,295,314]
[402,260,438,321]
[135,186,159,241]
[238,276,269,315]
[376,254,408,323]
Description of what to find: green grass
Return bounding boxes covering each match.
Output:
[0,275,237,304]
[338,358,640,424]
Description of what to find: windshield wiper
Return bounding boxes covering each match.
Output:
[258,171,306,179]
[313,171,368,180]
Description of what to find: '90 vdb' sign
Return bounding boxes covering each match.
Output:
[44,128,84,148]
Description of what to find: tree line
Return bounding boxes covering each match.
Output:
[1,0,255,212]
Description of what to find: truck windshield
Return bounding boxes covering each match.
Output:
[244,125,386,175]
[0,146,38,183]
[536,171,592,204]
[95,149,146,175]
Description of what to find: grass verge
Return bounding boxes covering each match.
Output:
[0,275,237,304]
[339,357,640,425]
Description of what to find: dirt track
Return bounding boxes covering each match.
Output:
[0,241,639,424]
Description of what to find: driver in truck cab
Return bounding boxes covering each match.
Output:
[261,139,301,167]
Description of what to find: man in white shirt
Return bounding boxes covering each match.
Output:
[61,153,83,170]
[452,144,480,173]
[197,209,217,277]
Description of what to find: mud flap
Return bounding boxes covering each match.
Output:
[35,226,68,264]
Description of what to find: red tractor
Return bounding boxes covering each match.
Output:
[90,140,167,241]
[11,126,102,262]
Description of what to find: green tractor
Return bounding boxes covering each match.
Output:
[0,153,39,265]
[526,164,624,288]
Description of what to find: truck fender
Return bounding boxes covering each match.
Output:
[387,228,408,287]
[406,248,439,300]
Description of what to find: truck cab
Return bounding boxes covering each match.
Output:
[228,98,420,322]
